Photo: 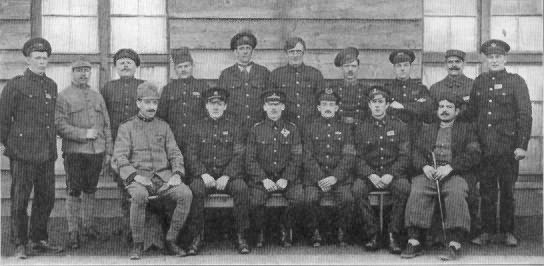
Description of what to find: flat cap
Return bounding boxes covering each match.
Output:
[261,90,286,104]
[202,88,229,103]
[171,47,193,65]
[389,49,415,64]
[480,39,510,55]
[445,49,466,61]
[22,37,52,57]
[230,31,257,50]
[137,82,160,100]
[316,88,341,103]
[114,48,140,67]
[334,47,359,67]
[71,57,92,69]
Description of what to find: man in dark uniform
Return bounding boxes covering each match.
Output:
[352,86,411,254]
[100,48,145,241]
[0,37,63,258]
[112,82,193,259]
[330,47,369,126]
[468,40,532,247]
[268,37,325,127]
[401,94,481,261]
[247,90,305,248]
[428,49,481,238]
[157,47,209,154]
[218,31,270,129]
[385,50,434,144]
[302,88,356,247]
[185,88,250,255]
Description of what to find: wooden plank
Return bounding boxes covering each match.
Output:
[491,0,543,15]
[169,19,422,50]
[424,0,477,16]
[0,0,31,19]
[173,50,422,80]
[0,20,30,49]
[0,51,26,79]
[168,0,283,19]
[519,137,543,175]
[531,102,542,137]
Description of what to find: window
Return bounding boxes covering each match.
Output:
[48,64,101,92]
[110,65,168,89]
[490,0,543,51]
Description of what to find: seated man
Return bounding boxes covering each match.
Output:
[401,94,481,261]
[185,88,250,255]
[352,86,411,254]
[112,82,193,260]
[247,90,305,248]
[302,88,355,247]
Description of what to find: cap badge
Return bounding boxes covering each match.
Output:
[491,43,497,47]
[325,88,333,94]
[214,91,219,96]
[281,128,290,137]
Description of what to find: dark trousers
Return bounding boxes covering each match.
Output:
[249,183,305,230]
[303,183,354,231]
[480,155,518,234]
[464,173,481,235]
[187,178,250,235]
[352,177,410,236]
[10,159,55,245]
[63,153,104,196]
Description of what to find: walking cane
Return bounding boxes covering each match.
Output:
[432,152,448,246]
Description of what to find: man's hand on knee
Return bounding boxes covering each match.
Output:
[168,174,182,187]
[216,175,230,191]
[134,175,152,186]
[201,174,216,188]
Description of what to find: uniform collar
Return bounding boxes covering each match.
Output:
[344,79,358,87]
[119,76,136,80]
[72,82,90,90]
[287,63,305,72]
[24,68,47,81]
[318,116,337,123]
[488,69,507,78]
[237,62,253,70]
[393,77,411,85]
[370,115,389,127]
[264,117,285,129]
[177,76,194,83]
[205,115,226,123]
[446,74,466,82]
[137,113,154,122]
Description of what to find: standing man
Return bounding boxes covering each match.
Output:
[112,82,193,259]
[385,50,434,143]
[0,37,62,259]
[330,47,369,126]
[247,90,305,248]
[302,89,356,247]
[55,58,112,249]
[268,37,325,127]
[352,86,411,254]
[218,31,270,128]
[468,40,532,247]
[401,94,481,261]
[428,49,480,237]
[185,88,250,255]
[100,48,144,241]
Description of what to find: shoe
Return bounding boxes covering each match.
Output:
[256,230,265,248]
[67,231,80,249]
[311,229,322,247]
[364,234,380,251]
[30,240,64,253]
[388,233,402,254]
[471,232,491,246]
[400,243,423,259]
[166,240,186,257]
[440,245,460,261]
[280,226,293,248]
[504,232,518,247]
[14,245,27,259]
[337,228,347,247]
[187,233,202,256]
[129,242,143,260]
[236,232,250,254]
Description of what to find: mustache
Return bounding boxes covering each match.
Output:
[440,111,450,116]
[449,67,460,70]
[146,109,156,113]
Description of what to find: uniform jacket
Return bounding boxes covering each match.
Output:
[112,116,185,183]
[157,76,209,150]
[55,83,112,155]
[466,69,532,156]
[0,69,57,162]
[429,74,473,121]
[412,121,481,176]
[186,114,245,180]
[218,63,270,123]
[354,115,410,179]
[246,118,302,184]
[386,78,434,124]
[302,116,356,185]
[100,77,144,139]
[268,64,325,125]
[330,80,369,124]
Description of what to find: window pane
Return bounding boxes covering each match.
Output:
[111,0,165,15]
[422,64,479,87]
[507,65,543,101]
[111,17,167,53]
[519,17,543,51]
[424,0,476,16]
[43,17,98,53]
[450,17,477,52]
[47,64,100,93]
[490,17,519,50]
[42,0,97,15]
[424,17,450,51]
[491,0,543,15]
[110,65,168,90]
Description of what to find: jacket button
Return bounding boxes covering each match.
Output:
[488,112,492,115]
[379,136,383,139]
[488,124,492,127]
[489,88,493,91]
[19,133,23,136]
[296,81,300,85]
[489,99,492,103]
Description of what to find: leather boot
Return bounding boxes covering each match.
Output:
[166,240,186,257]
[256,230,265,248]
[14,245,27,259]
[187,233,202,256]
[280,225,293,247]
[129,242,143,260]
[388,232,402,254]
[67,231,80,249]
[236,232,250,254]
[337,228,347,247]
[364,234,380,251]
[311,229,322,247]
